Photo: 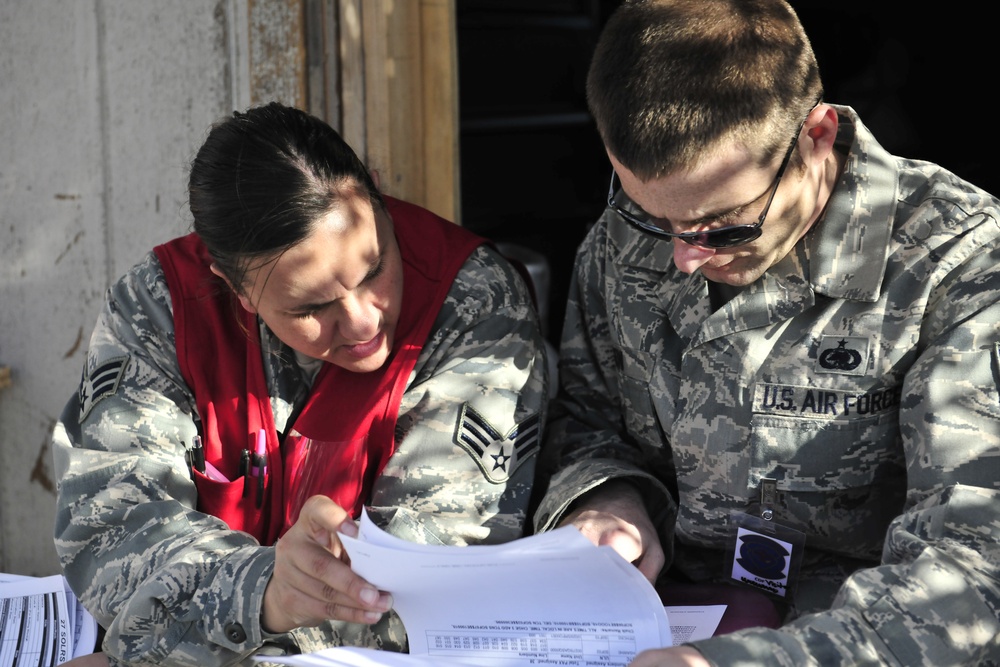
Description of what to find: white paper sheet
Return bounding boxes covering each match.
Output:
[0,574,73,667]
[261,646,486,667]
[62,579,98,659]
[259,605,729,667]
[0,573,98,665]
[259,510,671,666]
[663,605,726,645]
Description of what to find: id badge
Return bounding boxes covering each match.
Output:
[724,480,805,599]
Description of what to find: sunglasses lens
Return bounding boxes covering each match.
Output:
[611,173,765,249]
[686,226,763,248]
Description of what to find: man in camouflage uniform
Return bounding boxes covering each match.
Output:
[533,1,1000,665]
[53,236,547,665]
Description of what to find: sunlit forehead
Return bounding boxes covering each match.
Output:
[611,144,779,231]
[259,196,384,315]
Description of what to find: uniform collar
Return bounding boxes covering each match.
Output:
[808,105,898,302]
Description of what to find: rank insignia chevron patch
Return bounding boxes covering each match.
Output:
[79,356,129,420]
[454,403,540,484]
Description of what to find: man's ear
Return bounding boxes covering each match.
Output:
[209,263,257,314]
[802,103,839,165]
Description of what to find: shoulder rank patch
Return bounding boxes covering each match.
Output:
[454,403,539,484]
[79,356,129,421]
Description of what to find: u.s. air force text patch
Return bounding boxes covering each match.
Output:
[79,356,129,420]
[753,382,902,420]
[454,403,539,484]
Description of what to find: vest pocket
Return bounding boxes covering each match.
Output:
[283,434,370,531]
[192,470,268,541]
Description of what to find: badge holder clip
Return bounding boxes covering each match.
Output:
[724,479,806,600]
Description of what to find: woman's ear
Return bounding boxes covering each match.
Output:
[209,263,257,314]
[369,168,381,190]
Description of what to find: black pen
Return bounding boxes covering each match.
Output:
[190,435,206,474]
[239,449,251,498]
[183,442,194,480]
[255,450,266,509]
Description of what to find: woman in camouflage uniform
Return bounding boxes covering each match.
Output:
[53,103,547,666]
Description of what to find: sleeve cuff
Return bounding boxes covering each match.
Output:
[201,545,276,651]
[533,458,675,536]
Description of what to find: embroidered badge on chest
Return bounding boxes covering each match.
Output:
[816,335,870,375]
[454,404,539,484]
[79,356,129,420]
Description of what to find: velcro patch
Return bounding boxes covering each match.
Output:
[454,404,539,484]
[79,356,129,420]
[752,382,901,420]
[815,335,870,375]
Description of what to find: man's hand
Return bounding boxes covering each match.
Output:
[629,646,711,666]
[262,495,393,632]
[560,480,665,582]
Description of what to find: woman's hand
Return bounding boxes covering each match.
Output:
[262,495,393,632]
[57,652,110,667]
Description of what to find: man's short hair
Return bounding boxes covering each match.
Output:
[588,0,823,179]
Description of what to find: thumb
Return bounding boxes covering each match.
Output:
[300,495,352,551]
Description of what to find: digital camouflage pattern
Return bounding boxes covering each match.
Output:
[534,106,1000,665]
[53,243,548,666]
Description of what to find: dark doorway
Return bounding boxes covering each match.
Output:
[456,1,619,345]
[457,2,998,346]
[793,4,997,196]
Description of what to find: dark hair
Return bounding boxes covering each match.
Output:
[587,0,823,179]
[188,102,383,290]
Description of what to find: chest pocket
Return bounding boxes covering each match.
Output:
[619,346,677,445]
[615,346,681,490]
[749,381,906,559]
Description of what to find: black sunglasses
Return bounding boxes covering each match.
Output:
[607,131,800,249]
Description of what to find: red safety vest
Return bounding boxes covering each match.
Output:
[154,197,484,545]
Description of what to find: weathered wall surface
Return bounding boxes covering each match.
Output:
[0,0,456,576]
[0,0,242,575]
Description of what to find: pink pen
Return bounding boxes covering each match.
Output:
[202,460,230,483]
[252,428,267,476]
[252,428,267,508]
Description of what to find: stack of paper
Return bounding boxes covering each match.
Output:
[261,511,672,667]
[0,573,98,666]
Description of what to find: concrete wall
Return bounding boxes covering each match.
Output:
[0,0,248,575]
[0,0,458,576]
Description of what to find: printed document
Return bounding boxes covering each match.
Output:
[261,510,671,667]
[0,573,98,666]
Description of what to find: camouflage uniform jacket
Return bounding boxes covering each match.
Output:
[534,106,1000,665]
[53,242,548,666]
